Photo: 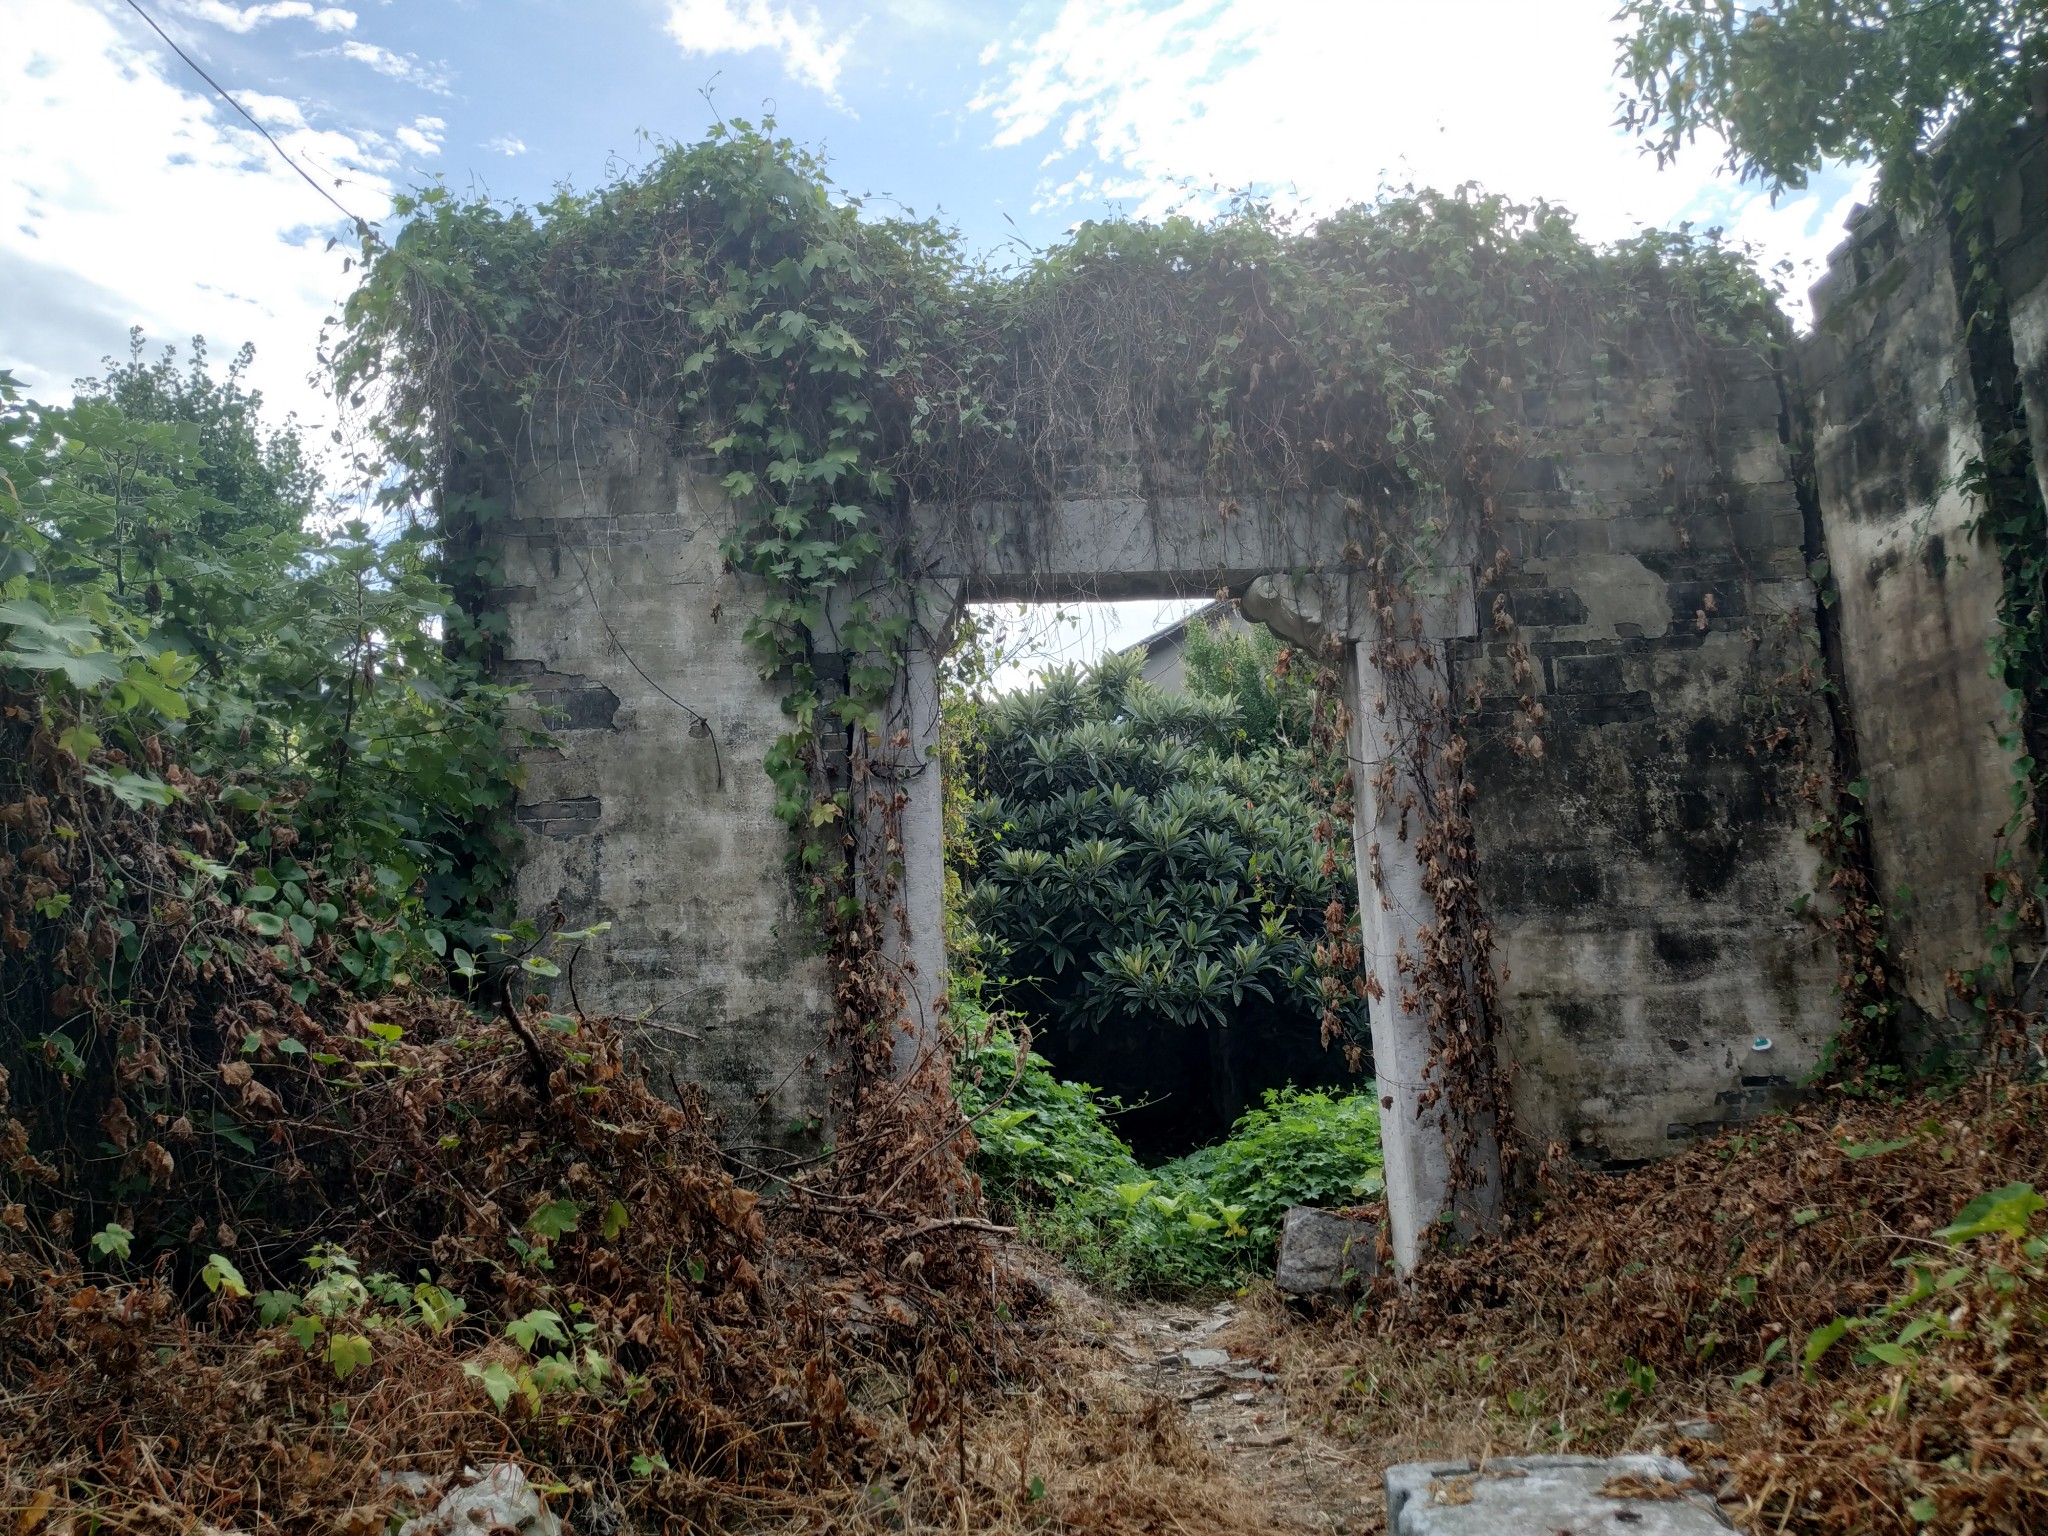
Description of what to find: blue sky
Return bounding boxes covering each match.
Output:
[1,0,1873,669]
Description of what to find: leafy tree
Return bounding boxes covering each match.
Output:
[0,342,536,977]
[77,330,318,541]
[960,646,1363,1150]
[1179,609,1319,749]
[1616,0,2048,203]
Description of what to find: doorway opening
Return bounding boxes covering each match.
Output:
[944,597,1370,1158]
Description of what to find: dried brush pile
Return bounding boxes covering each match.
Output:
[0,692,1049,1532]
[1253,1083,2048,1534]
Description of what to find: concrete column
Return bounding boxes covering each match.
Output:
[1246,571,1499,1272]
[1347,638,1494,1270]
[873,635,950,1076]
[830,579,958,1080]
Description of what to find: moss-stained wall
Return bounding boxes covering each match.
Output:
[1466,338,1839,1164]
[484,169,2048,1169]
[487,429,837,1157]
[1801,203,2021,1046]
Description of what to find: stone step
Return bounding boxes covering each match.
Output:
[1384,1454,1733,1534]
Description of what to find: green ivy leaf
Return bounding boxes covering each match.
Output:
[526,1199,583,1241]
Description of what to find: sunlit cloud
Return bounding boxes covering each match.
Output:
[974,0,1865,320]
[486,134,528,157]
[169,1,357,33]
[1,1,395,427]
[336,39,450,93]
[395,115,446,157]
[664,0,853,100]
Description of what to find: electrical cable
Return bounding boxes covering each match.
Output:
[119,0,367,230]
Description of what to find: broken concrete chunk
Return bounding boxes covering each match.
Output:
[1384,1454,1732,1534]
[397,1464,563,1536]
[1274,1205,1378,1295]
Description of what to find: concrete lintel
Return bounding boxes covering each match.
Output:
[1242,570,1478,649]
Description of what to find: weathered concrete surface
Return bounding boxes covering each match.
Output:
[1475,341,1840,1166]
[1801,204,2018,1043]
[1384,1455,1731,1534]
[479,164,2048,1235]
[489,434,836,1155]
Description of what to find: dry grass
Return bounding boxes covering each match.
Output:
[1215,1079,2048,1535]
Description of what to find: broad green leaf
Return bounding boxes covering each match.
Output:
[526,1199,583,1241]
[1839,1137,1914,1160]
[1802,1317,1852,1379]
[506,1307,568,1351]
[1937,1182,2044,1243]
[201,1253,249,1298]
[466,1368,520,1417]
[327,1333,373,1379]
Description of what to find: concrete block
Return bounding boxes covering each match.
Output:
[1274,1206,1377,1295]
[398,1463,562,1536]
[1384,1454,1731,1534]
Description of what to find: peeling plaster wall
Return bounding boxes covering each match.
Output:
[1800,200,2021,1047]
[486,431,835,1154]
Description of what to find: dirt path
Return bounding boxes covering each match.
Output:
[1041,1271,1385,1533]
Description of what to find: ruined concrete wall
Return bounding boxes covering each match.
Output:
[487,429,835,1152]
[1800,202,2017,1044]
[481,330,1845,1172]
[1996,131,2048,520]
[1463,338,1840,1165]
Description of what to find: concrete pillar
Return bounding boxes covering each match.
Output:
[872,635,950,1076]
[1245,571,1499,1272]
[828,580,957,1080]
[1347,637,1502,1270]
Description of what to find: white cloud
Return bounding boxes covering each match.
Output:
[665,0,851,99]
[337,39,450,92]
[974,0,1866,320]
[0,0,397,430]
[395,114,445,156]
[171,2,357,33]
[486,135,528,157]
[238,90,308,129]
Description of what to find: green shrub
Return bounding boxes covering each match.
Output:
[1159,1088,1384,1259]
[955,1010,1383,1293]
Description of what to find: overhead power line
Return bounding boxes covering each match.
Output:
[119,0,368,230]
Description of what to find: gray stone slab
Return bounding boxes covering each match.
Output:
[1384,1454,1731,1534]
[1274,1205,1378,1295]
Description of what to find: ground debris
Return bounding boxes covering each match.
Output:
[1234,1082,2048,1533]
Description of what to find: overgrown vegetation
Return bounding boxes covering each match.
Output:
[955,1008,1381,1294]
[955,642,1361,1148]
[0,645,1027,1531]
[1247,1080,2048,1534]
[338,125,1793,1187]
[0,339,531,985]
